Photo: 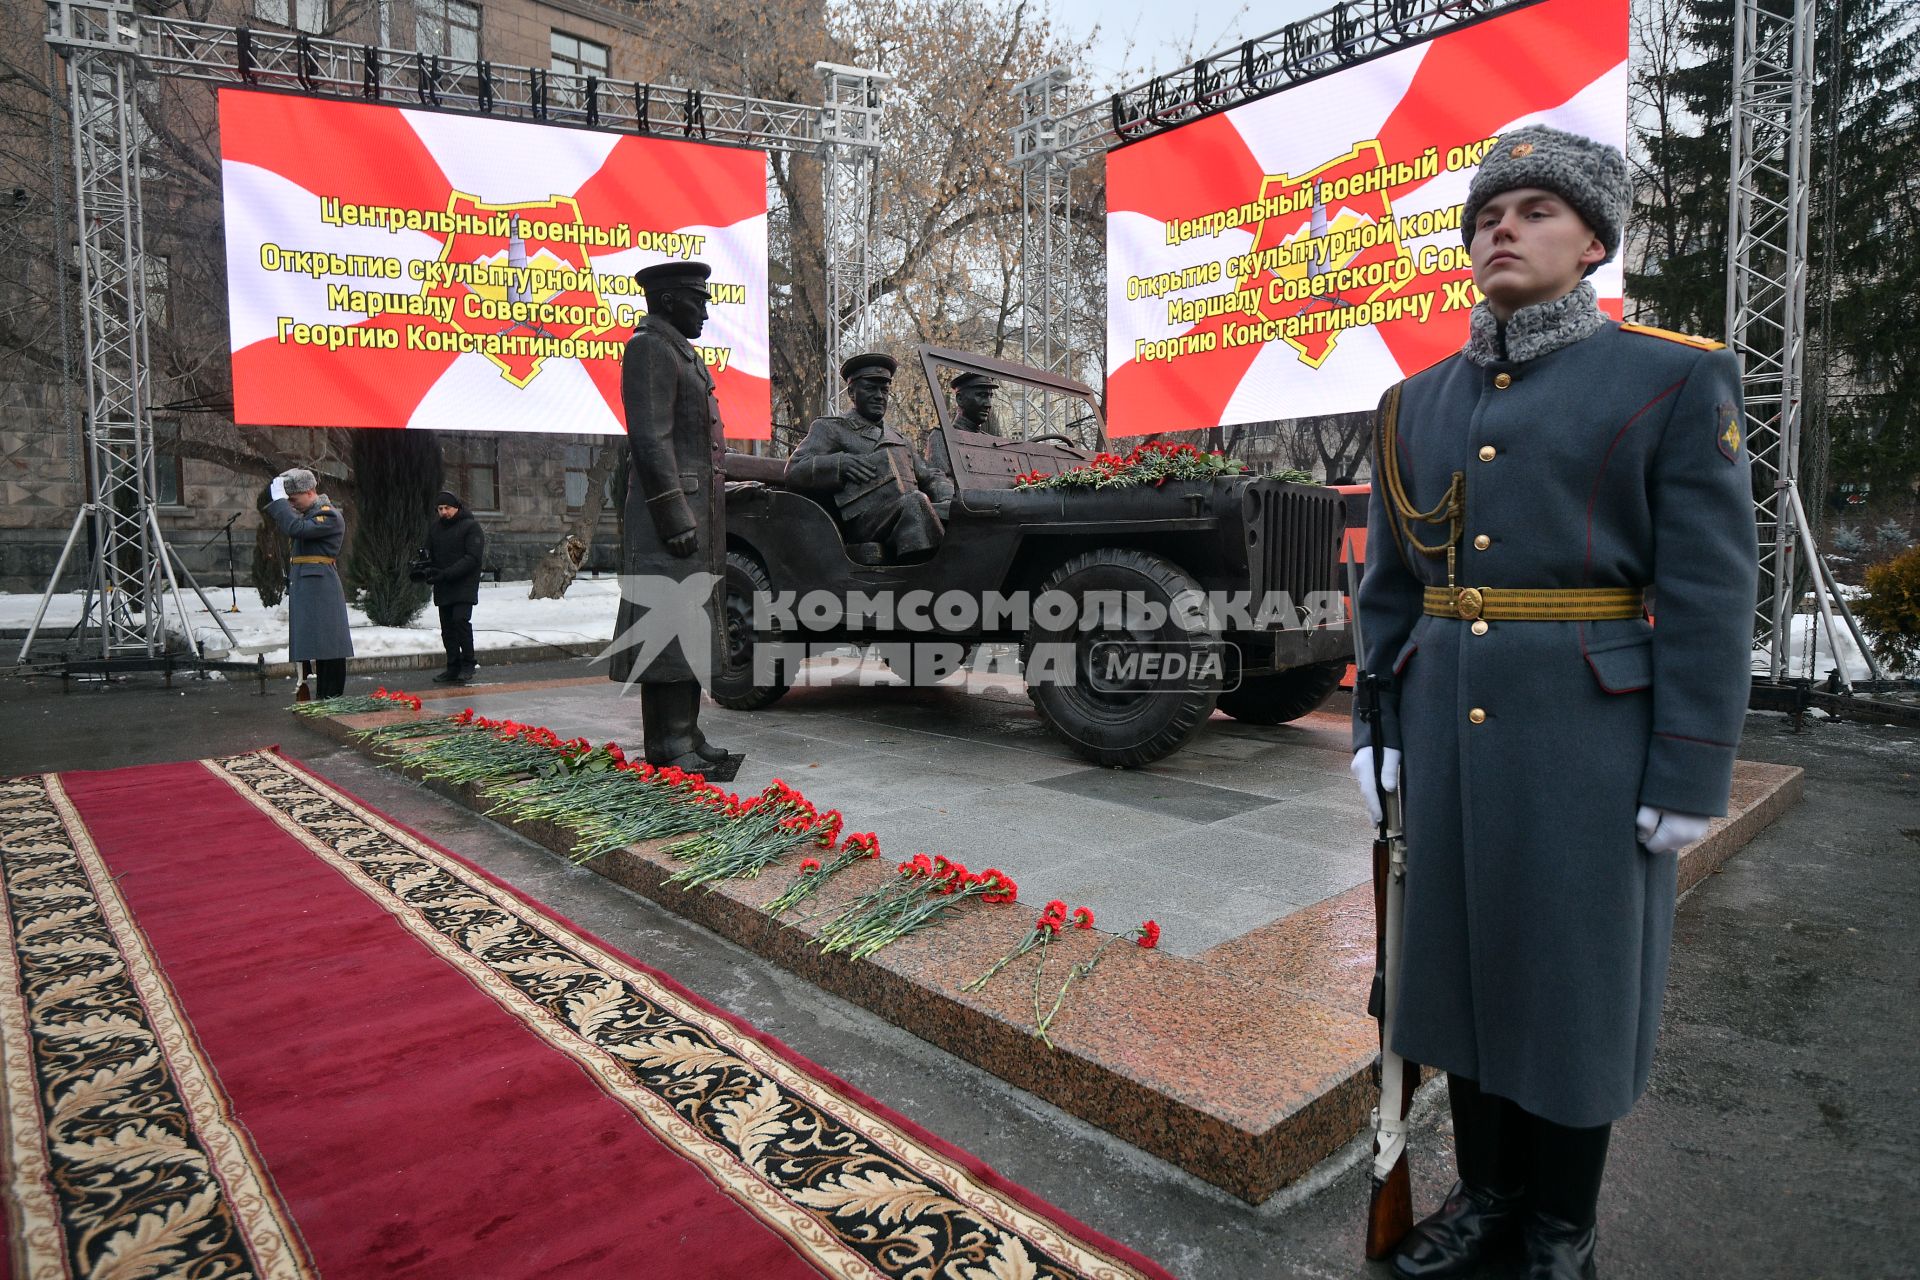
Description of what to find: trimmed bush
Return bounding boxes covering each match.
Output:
[1857,544,1920,671]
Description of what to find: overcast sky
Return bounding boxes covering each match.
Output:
[1045,0,1335,90]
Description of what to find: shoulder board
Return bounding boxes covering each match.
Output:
[1619,323,1725,351]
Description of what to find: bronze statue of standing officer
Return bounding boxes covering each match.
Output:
[608,260,742,781]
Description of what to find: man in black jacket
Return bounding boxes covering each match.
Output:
[423,489,485,683]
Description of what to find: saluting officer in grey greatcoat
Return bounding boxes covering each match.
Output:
[265,467,354,699]
[923,370,1003,484]
[610,260,739,779]
[1351,126,1757,1280]
[786,353,951,560]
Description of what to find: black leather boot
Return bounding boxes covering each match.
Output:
[1393,1075,1525,1278]
[1521,1212,1596,1280]
[1521,1112,1609,1280]
[639,682,699,764]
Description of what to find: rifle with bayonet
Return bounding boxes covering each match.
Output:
[1347,543,1418,1259]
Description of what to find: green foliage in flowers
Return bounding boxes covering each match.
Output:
[1011,440,1310,491]
[765,832,882,916]
[813,855,1017,960]
[291,688,423,716]
[1858,544,1920,671]
[968,902,1162,1044]
[662,783,843,890]
[326,705,1170,1009]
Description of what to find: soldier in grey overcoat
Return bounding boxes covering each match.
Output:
[1351,127,1756,1280]
[609,260,737,778]
[265,467,353,698]
[786,354,951,560]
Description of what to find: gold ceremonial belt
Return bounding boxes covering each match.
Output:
[1422,585,1646,622]
[289,555,337,565]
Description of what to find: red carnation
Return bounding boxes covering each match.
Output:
[799,857,821,873]
[1071,906,1094,930]
[1136,920,1160,949]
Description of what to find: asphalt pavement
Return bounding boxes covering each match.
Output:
[1,658,1913,1279]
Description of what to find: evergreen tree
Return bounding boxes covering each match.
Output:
[1630,0,1920,511]
[344,430,442,627]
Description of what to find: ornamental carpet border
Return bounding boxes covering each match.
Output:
[0,749,1168,1280]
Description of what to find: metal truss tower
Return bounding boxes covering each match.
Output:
[1726,0,1878,687]
[29,1,883,662]
[816,62,890,413]
[28,1,231,664]
[1012,68,1080,441]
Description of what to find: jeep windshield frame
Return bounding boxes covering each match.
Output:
[914,344,1106,450]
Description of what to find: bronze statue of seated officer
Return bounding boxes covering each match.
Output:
[785,352,952,563]
[923,370,1002,483]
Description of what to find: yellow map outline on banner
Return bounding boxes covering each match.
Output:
[433,192,621,389]
[1246,140,1418,370]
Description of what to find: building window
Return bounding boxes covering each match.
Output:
[252,0,328,34]
[443,435,498,512]
[550,31,609,79]
[152,420,183,507]
[417,0,481,61]
[564,442,616,512]
[549,31,610,116]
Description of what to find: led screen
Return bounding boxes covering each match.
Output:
[1104,0,1628,436]
[219,88,771,438]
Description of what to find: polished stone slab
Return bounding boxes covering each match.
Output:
[317,679,1803,1204]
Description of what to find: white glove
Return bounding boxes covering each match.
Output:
[1636,805,1710,855]
[269,475,288,501]
[1350,746,1402,826]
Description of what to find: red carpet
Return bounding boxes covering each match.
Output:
[0,749,1171,1280]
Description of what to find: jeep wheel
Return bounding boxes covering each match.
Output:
[1023,548,1219,768]
[1216,659,1347,725]
[710,551,793,711]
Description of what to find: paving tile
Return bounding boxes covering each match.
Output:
[1031,767,1274,824]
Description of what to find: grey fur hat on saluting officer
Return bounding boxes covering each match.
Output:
[1461,124,1630,269]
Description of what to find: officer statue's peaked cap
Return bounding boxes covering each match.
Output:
[632,261,713,295]
[841,352,897,382]
[951,371,998,391]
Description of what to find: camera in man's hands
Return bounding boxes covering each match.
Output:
[407,548,433,583]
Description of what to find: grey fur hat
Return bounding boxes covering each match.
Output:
[1461,125,1629,265]
[282,467,318,494]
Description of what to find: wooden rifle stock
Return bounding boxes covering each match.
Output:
[1364,821,1416,1257]
[1360,674,1417,1259]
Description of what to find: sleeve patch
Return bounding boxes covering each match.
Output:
[1716,401,1743,462]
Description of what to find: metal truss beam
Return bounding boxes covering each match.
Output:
[1726,0,1879,687]
[1020,0,1519,173]
[56,4,845,154]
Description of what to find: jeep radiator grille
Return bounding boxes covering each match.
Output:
[1248,483,1346,615]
